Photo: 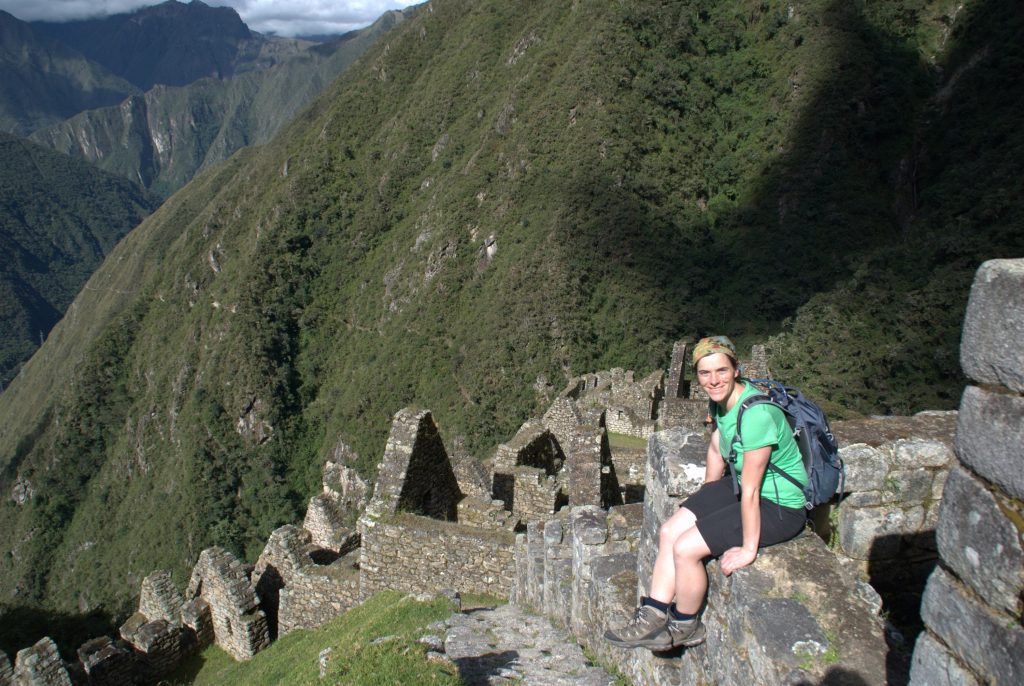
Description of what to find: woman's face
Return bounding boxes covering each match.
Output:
[696,352,739,404]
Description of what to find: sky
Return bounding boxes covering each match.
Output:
[0,0,421,37]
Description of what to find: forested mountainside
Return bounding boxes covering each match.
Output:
[0,0,1020,647]
[0,11,139,135]
[0,133,160,388]
[29,10,407,198]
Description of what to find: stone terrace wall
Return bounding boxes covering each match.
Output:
[358,515,516,598]
[910,258,1024,685]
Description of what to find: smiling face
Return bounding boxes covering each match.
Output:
[696,352,741,409]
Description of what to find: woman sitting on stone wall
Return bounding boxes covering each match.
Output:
[604,336,808,651]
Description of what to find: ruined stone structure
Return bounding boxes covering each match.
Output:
[302,443,369,551]
[364,408,461,521]
[515,428,891,685]
[253,524,360,637]
[909,258,1024,685]
[8,638,71,686]
[16,264,1020,686]
[76,636,136,686]
[358,408,517,598]
[186,547,270,661]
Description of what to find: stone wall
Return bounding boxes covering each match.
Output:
[831,411,957,639]
[139,570,184,624]
[513,428,891,686]
[186,547,269,661]
[358,515,516,598]
[366,408,461,521]
[77,637,135,686]
[909,258,1024,685]
[9,638,71,686]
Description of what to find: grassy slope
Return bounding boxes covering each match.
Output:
[0,0,1020,644]
[166,591,463,686]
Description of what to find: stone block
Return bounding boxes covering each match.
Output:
[920,566,1024,685]
[894,439,953,468]
[839,443,889,493]
[838,503,926,560]
[878,468,937,505]
[936,466,1024,615]
[959,258,1024,392]
[645,429,706,504]
[702,533,887,686]
[78,636,137,686]
[909,631,981,686]
[956,385,1024,500]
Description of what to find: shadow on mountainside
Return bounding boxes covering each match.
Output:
[560,0,929,350]
[0,604,116,661]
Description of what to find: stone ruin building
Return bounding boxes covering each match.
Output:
[5,259,1020,686]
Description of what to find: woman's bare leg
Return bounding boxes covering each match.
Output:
[648,506,698,603]
[671,526,713,614]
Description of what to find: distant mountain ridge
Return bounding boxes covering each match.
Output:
[32,0,265,91]
[29,10,407,197]
[0,11,139,135]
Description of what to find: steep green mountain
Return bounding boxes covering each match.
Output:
[0,0,1020,643]
[0,133,160,388]
[29,11,407,198]
[32,0,276,91]
[0,11,139,135]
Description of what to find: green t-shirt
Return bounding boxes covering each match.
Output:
[714,380,807,509]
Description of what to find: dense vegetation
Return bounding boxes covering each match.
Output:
[0,133,159,387]
[0,0,1020,651]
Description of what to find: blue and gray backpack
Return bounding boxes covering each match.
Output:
[720,379,845,509]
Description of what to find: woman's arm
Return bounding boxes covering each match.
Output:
[719,445,771,575]
[705,428,726,482]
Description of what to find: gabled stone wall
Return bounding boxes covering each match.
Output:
[365,408,461,521]
[186,547,269,661]
[139,570,185,624]
[909,258,1024,685]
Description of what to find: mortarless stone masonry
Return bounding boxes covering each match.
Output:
[186,547,269,661]
[139,570,184,624]
[910,258,1024,685]
[11,638,71,686]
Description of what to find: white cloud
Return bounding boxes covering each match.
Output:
[0,0,421,36]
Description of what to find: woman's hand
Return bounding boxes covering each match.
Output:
[719,546,757,575]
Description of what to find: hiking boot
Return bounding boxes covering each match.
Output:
[603,604,671,649]
[663,615,706,649]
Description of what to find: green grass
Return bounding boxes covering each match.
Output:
[164,591,463,686]
[606,432,649,451]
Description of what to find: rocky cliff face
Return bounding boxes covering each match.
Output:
[27,10,402,197]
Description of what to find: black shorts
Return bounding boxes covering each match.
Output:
[681,478,807,557]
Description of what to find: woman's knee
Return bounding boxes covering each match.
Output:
[659,508,696,545]
[672,528,710,562]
